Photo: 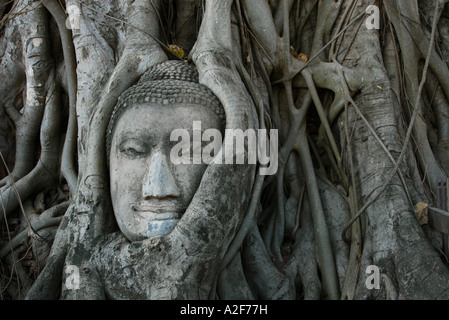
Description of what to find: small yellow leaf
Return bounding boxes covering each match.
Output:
[290,47,308,62]
[377,85,382,89]
[298,53,308,63]
[414,202,429,225]
[168,44,184,59]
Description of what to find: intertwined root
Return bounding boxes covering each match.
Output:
[1,0,449,300]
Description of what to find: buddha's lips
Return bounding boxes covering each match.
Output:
[131,203,185,220]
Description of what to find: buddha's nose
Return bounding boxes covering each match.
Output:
[142,150,181,200]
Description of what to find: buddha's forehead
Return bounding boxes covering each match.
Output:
[112,102,223,136]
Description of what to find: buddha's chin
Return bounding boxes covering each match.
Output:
[146,219,179,238]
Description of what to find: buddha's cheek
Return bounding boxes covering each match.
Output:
[110,160,146,229]
[112,157,144,199]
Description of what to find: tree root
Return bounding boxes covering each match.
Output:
[1,83,61,219]
[242,224,295,299]
[2,3,53,188]
[43,0,78,194]
[384,0,448,195]
[0,202,68,259]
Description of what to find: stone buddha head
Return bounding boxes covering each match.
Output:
[106,61,225,242]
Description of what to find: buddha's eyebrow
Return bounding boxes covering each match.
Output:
[117,130,154,144]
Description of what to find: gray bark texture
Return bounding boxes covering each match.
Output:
[1,0,449,300]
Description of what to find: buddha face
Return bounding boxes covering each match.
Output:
[109,103,223,242]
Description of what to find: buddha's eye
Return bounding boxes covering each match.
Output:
[119,139,148,158]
